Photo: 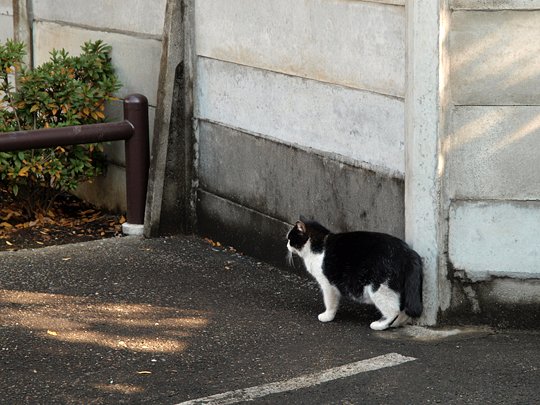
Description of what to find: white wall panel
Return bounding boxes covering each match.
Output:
[446,106,540,200]
[33,21,162,106]
[0,0,13,42]
[0,15,12,42]
[450,10,540,105]
[196,0,405,98]
[449,201,540,279]
[32,0,167,36]
[196,58,405,175]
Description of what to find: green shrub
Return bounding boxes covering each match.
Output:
[0,39,121,220]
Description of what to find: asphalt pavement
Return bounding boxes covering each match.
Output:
[0,235,538,404]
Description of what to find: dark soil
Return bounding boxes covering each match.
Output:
[0,187,124,252]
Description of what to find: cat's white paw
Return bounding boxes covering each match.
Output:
[318,312,335,322]
[370,320,390,330]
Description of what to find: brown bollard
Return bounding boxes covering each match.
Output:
[122,94,150,235]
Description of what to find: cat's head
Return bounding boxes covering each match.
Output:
[287,218,331,256]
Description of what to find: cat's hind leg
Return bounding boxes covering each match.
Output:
[318,282,341,322]
[366,284,401,330]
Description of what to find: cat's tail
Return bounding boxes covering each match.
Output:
[403,253,423,318]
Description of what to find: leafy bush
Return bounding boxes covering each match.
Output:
[0,39,120,219]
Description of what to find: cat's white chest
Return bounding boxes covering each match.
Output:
[290,239,327,284]
[302,249,326,283]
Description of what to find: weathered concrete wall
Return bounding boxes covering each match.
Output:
[449,201,540,280]
[195,0,406,176]
[6,0,538,324]
[197,121,404,240]
[446,106,540,200]
[442,2,540,321]
[0,0,13,42]
[29,0,167,212]
[194,0,406,265]
[450,10,540,106]
[31,0,166,36]
[196,0,406,99]
[196,58,405,176]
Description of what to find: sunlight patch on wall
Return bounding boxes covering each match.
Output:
[492,114,540,154]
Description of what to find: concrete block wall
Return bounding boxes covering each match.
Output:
[29,0,167,212]
[194,0,407,265]
[4,0,539,323]
[443,0,540,318]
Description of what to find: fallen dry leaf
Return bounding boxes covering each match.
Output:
[0,186,124,251]
[204,237,224,248]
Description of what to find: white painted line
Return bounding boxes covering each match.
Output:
[174,352,416,405]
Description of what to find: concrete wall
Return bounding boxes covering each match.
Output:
[441,1,540,321]
[27,0,167,212]
[194,0,407,265]
[0,0,13,42]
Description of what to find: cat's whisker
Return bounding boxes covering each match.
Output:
[286,250,295,268]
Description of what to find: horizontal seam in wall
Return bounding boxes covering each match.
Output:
[451,8,540,11]
[360,0,405,8]
[453,271,540,282]
[196,118,405,180]
[450,198,540,203]
[199,186,282,223]
[198,188,292,227]
[33,18,163,41]
[453,104,540,107]
[197,55,405,102]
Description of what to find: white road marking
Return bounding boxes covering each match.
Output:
[174,352,416,405]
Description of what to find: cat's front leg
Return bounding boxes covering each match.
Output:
[318,283,341,322]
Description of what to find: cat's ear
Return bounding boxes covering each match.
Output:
[299,214,309,223]
[295,220,307,234]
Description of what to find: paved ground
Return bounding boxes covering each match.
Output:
[0,235,538,404]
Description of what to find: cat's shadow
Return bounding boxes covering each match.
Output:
[333,302,381,325]
[292,295,382,326]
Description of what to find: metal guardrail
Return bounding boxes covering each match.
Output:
[0,93,150,236]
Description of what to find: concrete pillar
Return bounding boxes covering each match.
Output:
[144,0,196,236]
[12,0,33,67]
[405,0,451,325]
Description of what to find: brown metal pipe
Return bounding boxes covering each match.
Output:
[0,94,151,227]
[0,121,134,152]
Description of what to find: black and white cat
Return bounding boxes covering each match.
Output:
[287,219,423,330]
